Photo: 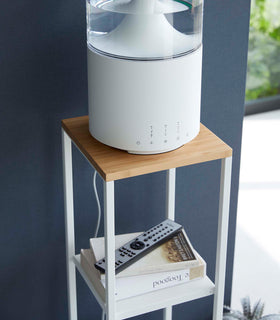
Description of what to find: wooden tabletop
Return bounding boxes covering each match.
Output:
[62,116,232,181]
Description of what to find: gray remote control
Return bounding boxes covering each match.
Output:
[94,219,182,274]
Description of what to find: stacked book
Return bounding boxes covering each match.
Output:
[80,227,206,300]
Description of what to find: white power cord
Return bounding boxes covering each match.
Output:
[93,171,106,320]
[93,170,101,238]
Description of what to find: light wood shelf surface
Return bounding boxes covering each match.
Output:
[62,116,232,181]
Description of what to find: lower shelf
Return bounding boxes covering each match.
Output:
[73,254,215,320]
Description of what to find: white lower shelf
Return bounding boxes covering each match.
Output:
[73,254,215,320]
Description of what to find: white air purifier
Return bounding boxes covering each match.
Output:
[87,0,204,154]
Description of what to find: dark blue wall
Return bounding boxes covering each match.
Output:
[0,0,250,319]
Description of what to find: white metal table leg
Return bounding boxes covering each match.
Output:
[62,129,78,320]
[166,168,176,221]
[212,157,232,320]
[163,168,176,320]
[163,307,173,320]
[104,181,116,320]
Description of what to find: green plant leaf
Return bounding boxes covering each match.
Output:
[241,296,251,318]
[270,27,280,41]
[252,299,265,319]
[246,0,280,101]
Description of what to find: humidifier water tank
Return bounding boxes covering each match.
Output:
[87,0,204,154]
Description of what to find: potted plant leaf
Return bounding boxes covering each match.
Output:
[223,296,280,320]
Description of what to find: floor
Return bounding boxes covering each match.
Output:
[231,109,280,314]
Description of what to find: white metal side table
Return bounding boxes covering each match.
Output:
[61,115,232,320]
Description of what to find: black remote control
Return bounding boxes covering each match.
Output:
[94,219,183,274]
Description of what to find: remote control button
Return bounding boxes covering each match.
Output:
[130,240,145,250]
[120,254,124,256]
[144,239,148,242]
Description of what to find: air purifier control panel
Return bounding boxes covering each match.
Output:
[134,121,189,150]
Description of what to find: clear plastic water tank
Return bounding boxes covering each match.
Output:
[87,0,203,60]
